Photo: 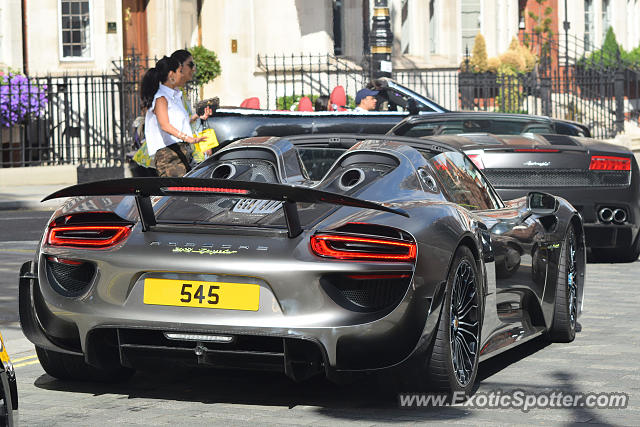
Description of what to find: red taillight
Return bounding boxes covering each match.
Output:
[310,234,417,262]
[46,225,132,249]
[466,154,484,169]
[589,156,631,171]
[164,186,250,194]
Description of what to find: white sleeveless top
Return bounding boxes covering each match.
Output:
[144,84,193,156]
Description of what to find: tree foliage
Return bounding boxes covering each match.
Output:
[189,45,222,86]
[469,33,488,73]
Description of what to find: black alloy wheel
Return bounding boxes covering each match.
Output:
[423,245,482,394]
[449,258,480,386]
[548,227,578,342]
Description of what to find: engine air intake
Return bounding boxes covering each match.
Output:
[45,256,96,297]
[322,273,412,312]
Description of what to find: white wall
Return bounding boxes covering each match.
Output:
[0,0,24,72]
[25,0,123,75]
[481,0,519,58]
[147,0,199,58]
[200,0,334,107]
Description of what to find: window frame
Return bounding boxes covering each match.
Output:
[584,0,595,51]
[58,0,94,62]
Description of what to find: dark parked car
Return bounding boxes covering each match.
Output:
[204,79,448,145]
[0,331,18,426]
[388,112,640,262]
[21,134,585,394]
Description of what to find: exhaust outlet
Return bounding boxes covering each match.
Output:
[613,208,627,224]
[598,207,613,223]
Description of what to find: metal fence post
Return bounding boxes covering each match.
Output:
[540,77,552,117]
[459,73,475,110]
[614,68,625,135]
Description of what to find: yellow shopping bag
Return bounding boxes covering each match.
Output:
[192,127,219,163]
[196,128,219,152]
[132,140,153,168]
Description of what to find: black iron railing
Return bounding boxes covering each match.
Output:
[1,52,198,168]
[259,40,640,140]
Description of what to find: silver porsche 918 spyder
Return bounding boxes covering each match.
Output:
[19,134,585,394]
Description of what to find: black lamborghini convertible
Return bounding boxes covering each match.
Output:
[20,134,585,395]
[388,112,640,262]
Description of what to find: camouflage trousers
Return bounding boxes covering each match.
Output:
[154,142,193,177]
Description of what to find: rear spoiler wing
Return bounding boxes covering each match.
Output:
[43,177,408,238]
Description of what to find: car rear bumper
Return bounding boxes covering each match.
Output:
[19,260,441,380]
[496,186,640,249]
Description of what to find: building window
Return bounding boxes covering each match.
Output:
[401,0,410,54]
[518,0,527,29]
[59,0,92,59]
[602,0,611,40]
[429,0,437,54]
[461,0,481,55]
[584,0,595,51]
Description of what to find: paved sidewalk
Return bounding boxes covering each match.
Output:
[0,184,71,211]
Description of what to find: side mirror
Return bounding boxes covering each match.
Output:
[527,192,558,215]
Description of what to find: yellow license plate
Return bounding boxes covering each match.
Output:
[143,278,260,311]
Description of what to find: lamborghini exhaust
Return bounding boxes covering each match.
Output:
[598,207,613,223]
[613,208,627,224]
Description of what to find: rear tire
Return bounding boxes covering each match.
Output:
[421,246,482,395]
[547,227,578,343]
[36,346,134,382]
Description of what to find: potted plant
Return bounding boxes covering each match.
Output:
[0,71,48,166]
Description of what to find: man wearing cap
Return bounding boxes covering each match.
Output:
[354,88,379,112]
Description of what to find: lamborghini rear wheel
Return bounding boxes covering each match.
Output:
[424,245,481,395]
[36,346,134,382]
[547,227,578,342]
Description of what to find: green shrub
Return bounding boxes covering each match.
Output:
[189,45,221,86]
[499,50,526,74]
[276,94,356,111]
[622,46,640,67]
[276,94,314,110]
[578,27,623,70]
[469,34,488,73]
[496,67,525,113]
[487,57,501,73]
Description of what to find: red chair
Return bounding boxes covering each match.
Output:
[240,97,260,109]
[329,86,347,111]
[297,96,313,112]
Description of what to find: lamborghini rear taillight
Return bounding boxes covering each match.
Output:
[46,224,132,249]
[310,234,416,262]
[589,156,631,171]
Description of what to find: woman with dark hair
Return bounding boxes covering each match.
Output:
[314,95,331,111]
[140,56,205,177]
